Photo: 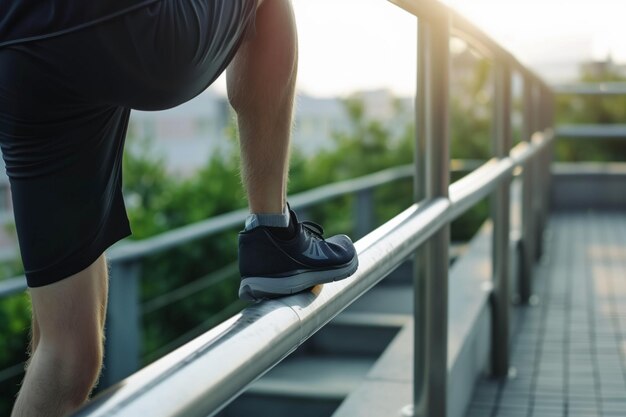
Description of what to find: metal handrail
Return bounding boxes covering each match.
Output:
[109,164,415,263]
[0,159,480,388]
[0,276,26,298]
[0,164,415,297]
[390,0,548,89]
[556,124,626,139]
[5,0,555,415]
[74,0,554,415]
[553,82,626,95]
[0,160,485,299]
[72,131,553,417]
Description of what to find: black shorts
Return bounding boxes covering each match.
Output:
[0,0,256,287]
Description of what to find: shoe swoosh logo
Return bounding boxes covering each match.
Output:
[303,240,329,260]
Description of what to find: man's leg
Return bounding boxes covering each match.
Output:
[226,0,298,214]
[11,255,109,417]
[229,0,358,301]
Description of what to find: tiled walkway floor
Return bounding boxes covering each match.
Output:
[466,212,626,417]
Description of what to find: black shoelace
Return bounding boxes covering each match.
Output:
[302,221,325,240]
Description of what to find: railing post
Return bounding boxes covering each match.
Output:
[406,10,450,417]
[535,86,548,259]
[101,258,142,388]
[519,75,536,304]
[537,85,554,259]
[354,189,375,239]
[545,88,556,213]
[532,85,545,261]
[490,59,511,377]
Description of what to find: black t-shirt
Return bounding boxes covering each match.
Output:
[0,0,160,49]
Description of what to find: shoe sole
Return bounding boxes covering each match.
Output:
[238,256,359,301]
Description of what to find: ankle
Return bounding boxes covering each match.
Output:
[245,204,290,231]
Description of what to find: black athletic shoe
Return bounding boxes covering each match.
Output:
[238,208,359,301]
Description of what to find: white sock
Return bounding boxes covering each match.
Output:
[244,205,290,230]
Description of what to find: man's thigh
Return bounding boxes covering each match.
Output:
[0,44,132,288]
[87,0,259,110]
[0,0,256,289]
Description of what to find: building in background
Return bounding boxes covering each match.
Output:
[128,91,232,176]
[128,89,413,175]
[580,55,626,79]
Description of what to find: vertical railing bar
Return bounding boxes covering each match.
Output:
[533,82,541,254]
[543,88,555,232]
[519,75,535,304]
[407,16,429,417]
[532,84,544,261]
[533,85,544,259]
[354,189,375,239]
[102,258,142,388]
[490,58,512,377]
[408,9,451,417]
[546,87,556,216]
[541,86,551,250]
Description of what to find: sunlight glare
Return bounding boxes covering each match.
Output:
[445,0,626,63]
[292,0,417,97]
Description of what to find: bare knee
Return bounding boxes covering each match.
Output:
[41,332,104,403]
[65,335,104,393]
[22,255,108,409]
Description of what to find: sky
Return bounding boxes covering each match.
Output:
[210,0,626,98]
[444,0,626,80]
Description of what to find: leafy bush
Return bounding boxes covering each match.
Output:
[0,292,30,415]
